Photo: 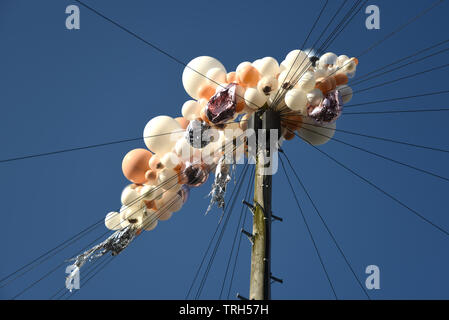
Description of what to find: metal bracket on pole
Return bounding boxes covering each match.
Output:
[241,228,254,245]
[271,214,283,222]
[270,274,283,284]
[242,200,255,215]
[236,293,248,300]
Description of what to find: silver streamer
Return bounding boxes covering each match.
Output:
[65,225,138,290]
[205,156,231,215]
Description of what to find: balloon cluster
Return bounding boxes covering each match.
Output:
[104,50,358,232]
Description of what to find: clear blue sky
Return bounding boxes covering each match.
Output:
[1,0,448,299]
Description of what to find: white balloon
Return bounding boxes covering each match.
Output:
[120,205,145,226]
[253,57,280,77]
[158,168,179,191]
[236,61,251,73]
[277,70,295,88]
[182,100,202,120]
[295,71,316,92]
[244,87,268,109]
[159,189,183,213]
[337,85,353,104]
[175,137,194,161]
[341,59,357,74]
[158,210,173,221]
[336,55,349,68]
[206,67,226,85]
[141,184,164,201]
[154,193,175,220]
[161,152,181,169]
[284,50,309,72]
[105,211,122,230]
[143,115,184,156]
[279,61,287,74]
[285,49,308,64]
[298,119,336,146]
[121,185,139,206]
[257,76,278,96]
[307,88,323,106]
[318,52,338,68]
[182,56,226,99]
[285,88,308,113]
[277,60,287,76]
[313,68,328,79]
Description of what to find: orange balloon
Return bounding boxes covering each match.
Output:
[315,77,335,94]
[334,73,348,86]
[328,76,337,90]
[237,65,260,87]
[236,100,245,113]
[122,148,152,184]
[226,72,237,83]
[197,84,216,100]
[200,106,211,124]
[173,162,185,173]
[175,117,190,129]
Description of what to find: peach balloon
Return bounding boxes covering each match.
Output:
[122,148,152,184]
[334,73,348,86]
[197,84,216,100]
[175,117,190,129]
[200,106,211,124]
[226,72,237,83]
[237,65,260,87]
[173,162,185,173]
[315,77,335,94]
[328,76,337,90]
[236,100,245,113]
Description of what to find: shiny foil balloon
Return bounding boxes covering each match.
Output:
[308,89,343,124]
[182,163,209,187]
[206,83,237,124]
[185,119,212,149]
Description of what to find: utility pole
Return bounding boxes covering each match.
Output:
[247,109,280,300]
